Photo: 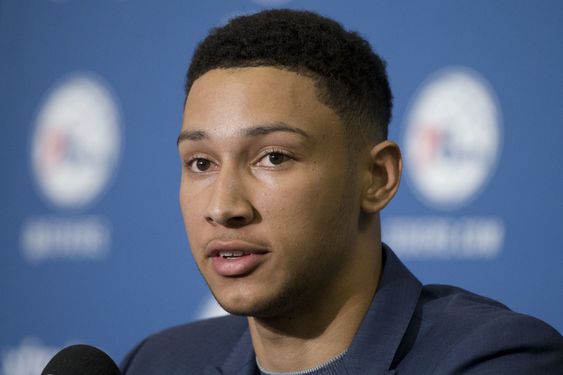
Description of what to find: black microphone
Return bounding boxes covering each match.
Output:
[41,344,121,375]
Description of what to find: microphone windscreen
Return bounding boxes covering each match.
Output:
[41,344,121,375]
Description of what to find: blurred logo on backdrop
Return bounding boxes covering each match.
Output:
[20,73,121,264]
[31,75,120,209]
[404,68,501,209]
[383,67,505,259]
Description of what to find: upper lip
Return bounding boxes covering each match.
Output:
[205,239,270,258]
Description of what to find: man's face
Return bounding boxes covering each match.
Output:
[178,67,365,317]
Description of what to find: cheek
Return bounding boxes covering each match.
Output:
[257,172,347,236]
[179,181,207,243]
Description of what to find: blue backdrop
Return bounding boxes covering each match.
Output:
[1,1,562,373]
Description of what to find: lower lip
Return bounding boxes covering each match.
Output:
[210,253,267,277]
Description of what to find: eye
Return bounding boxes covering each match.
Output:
[267,152,287,165]
[187,157,213,172]
[257,150,292,167]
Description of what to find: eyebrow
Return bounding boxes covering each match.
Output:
[177,130,207,144]
[176,122,310,146]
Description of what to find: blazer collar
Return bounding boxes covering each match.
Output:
[205,328,257,375]
[341,244,422,374]
[208,244,422,375]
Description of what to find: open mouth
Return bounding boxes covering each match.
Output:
[217,251,250,259]
[206,240,270,277]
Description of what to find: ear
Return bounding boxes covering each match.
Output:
[361,140,402,213]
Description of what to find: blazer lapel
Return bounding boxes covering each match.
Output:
[342,245,422,374]
[205,327,257,375]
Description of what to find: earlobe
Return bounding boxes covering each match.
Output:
[361,140,402,213]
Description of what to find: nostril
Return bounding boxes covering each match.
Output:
[225,216,250,228]
[205,213,252,227]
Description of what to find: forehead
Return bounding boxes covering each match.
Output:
[182,67,343,140]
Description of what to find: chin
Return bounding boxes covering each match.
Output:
[213,284,305,319]
[211,288,285,318]
[213,292,263,316]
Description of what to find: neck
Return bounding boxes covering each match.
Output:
[248,222,382,373]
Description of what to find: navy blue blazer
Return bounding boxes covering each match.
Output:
[121,246,563,374]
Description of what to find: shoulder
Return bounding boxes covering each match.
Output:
[120,315,248,375]
[397,285,563,374]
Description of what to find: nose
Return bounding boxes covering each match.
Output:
[205,166,255,228]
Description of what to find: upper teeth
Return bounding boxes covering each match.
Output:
[219,251,246,258]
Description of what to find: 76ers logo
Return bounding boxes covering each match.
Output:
[404,67,502,210]
[31,74,121,209]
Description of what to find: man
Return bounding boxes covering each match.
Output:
[122,9,563,374]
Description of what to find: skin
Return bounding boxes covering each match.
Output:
[178,67,402,372]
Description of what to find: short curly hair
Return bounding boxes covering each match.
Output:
[186,9,392,142]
